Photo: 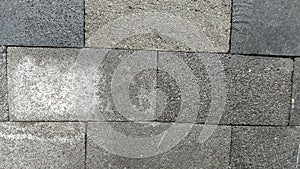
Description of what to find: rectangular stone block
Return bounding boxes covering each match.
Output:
[0,122,85,168]
[231,0,300,56]
[8,47,158,121]
[8,47,80,121]
[0,46,8,121]
[231,126,300,169]
[291,58,300,126]
[157,52,292,125]
[86,122,231,168]
[0,0,84,47]
[85,0,231,52]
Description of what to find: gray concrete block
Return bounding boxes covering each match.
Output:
[0,122,85,169]
[0,46,8,121]
[231,0,300,56]
[85,0,231,52]
[0,0,84,47]
[87,122,231,168]
[158,52,292,125]
[8,47,80,121]
[8,47,159,121]
[291,58,300,126]
[231,126,300,169]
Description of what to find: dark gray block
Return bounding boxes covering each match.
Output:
[231,126,300,169]
[0,0,84,47]
[87,122,231,169]
[291,58,300,126]
[158,52,292,125]
[0,122,85,168]
[231,0,300,56]
[0,46,8,121]
[98,49,158,122]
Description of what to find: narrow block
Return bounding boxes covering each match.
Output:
[87,122,231,168]
[85,0,231,52]
[0,122,85,168]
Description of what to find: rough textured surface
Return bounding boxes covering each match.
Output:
[85,0,231,52]
[0,47,8,121]
[97,49,158,122]
[158,52,292,125]
[8,47,159,122]
[8,47,79,121]
[231,0,300,55]
[0,122,85,169]
[87,122,231,169]
[231,126,300,169]
[2,1,300,168]
[8,48,292,125]
[221,54,292,125]
[0,0,84,47]
[291,58,300,126]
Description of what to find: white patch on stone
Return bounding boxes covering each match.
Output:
[0,133,78,144]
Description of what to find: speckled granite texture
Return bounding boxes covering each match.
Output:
[0,0,299,168]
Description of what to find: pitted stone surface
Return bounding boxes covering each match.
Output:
[158,52,292,125]
[0,122,85,169]
[0,46,8,121]
[86,122,231,169]
[8,47,159,121]
[8,48,292,125]
[231,126,300,169]
[291,58,300,126]
[231,0,300,55]
[0,0,84,47]
[221,54,292,125]
[85,0,231,52]
[8,47,80,121]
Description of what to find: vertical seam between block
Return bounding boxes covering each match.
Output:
[229,126,234,168]
[228,0,234,54]
[84,122,88,169]
[5,46,9,121]
[288,58,295,126]
[83,0,86,47]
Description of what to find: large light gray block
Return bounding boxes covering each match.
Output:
[0,122,85,169]
[231,0,300,55]
[8,47,158,121]
[0,46,8,121]
[85,0,231,52]
[8,47,80,121]
[87,122,231,168]
[0,0,84,47]
[231,126,300,169]
[158,52,292,125]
